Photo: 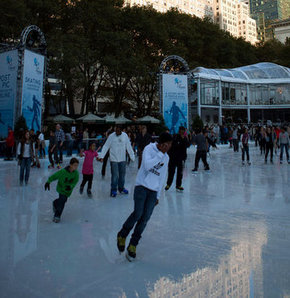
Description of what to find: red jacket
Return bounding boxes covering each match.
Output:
[6,131,15,147]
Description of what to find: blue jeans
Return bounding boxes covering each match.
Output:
[110,161,126,192]
[280,144,289,161]
[119,185,157,246]
[20,157,31,184]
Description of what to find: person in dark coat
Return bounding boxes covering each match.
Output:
[165,126,190,192]
[135,125,151,169]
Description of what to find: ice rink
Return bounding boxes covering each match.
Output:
[0,144,290,298]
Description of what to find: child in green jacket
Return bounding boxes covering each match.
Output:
[45,158,79,223]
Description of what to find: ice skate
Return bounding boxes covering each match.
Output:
[280,160,283,164]
[247,161,251,165]
[192,168,198,172]
[87,189,92,197]
[165,185,170,191]
[48,164,54,169]
[53,216,60,223]
[126,244,136,262]
[117,232,126,253]
[80,186,84,194]
[176,186,184,192]
[111,190,117,197]
[56,164,62,169]
[242,161,245,165]
[119,188,129,195]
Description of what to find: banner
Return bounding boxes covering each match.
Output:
[162,74,188,134]
[21,49,44,131]
[0,50,18,138]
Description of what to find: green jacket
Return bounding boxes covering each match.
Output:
[47,166,79,197]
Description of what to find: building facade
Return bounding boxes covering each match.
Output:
[125,0,257,44]
[125,0,214,20]
[272,18,290,43]
[189,62,290,124]
[244,0,290,41]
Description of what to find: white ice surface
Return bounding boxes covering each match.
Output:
[0,145,290,298]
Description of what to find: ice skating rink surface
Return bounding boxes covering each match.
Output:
[0,145,289,298]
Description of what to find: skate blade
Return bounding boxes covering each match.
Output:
[126,252,135,262]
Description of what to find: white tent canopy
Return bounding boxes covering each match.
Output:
[136,115,160,124]
[53,115,74,123]
[104,114,131,124]
[77,113,104,123]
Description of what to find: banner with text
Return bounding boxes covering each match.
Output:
[162,74,188,134]
[0,50,18,138]
[21,49,44,131]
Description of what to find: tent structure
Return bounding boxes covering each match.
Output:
[136,116,160,124]
[77,113,104,123]
[53,115,74,123]
[103,114,132,124]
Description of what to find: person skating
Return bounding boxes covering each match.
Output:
[55,124,65,168]
[135,126,151,169]
[165,126,189,192]
[17,131,35,186]
[79,143,100,197]
[117,132,172,261]
[192,129,215,172]
[45,158,79,223]
[48,131,57,168]
[99,125,135,197]
[241,128,251,165]
[278,127,289,164]
[264,127,276,163]
[5,127,15,161]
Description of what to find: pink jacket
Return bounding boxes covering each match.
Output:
[82,150,98,175]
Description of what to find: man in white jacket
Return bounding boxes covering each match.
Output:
[99,126,135,197]
[117,132,172,261]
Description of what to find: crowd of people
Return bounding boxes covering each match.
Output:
[2,121,290,261]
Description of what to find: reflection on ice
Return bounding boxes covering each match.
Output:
[149,222,267,298]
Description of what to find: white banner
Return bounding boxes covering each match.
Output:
[0,50,18,137]
[162,74,188,134]
[21,49,45,131]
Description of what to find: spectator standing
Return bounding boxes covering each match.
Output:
[5,127,15,161]
[55,124,65,168]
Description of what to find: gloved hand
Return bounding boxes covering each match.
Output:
[45,182,50,191]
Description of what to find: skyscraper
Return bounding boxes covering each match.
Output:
[242,0,290,41]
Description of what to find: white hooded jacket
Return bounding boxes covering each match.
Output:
[99,132,135,162]
[135,142,169,199]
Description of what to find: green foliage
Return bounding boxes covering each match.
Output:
[1,0,290,119]
[192,115,204,132]
[14,116,28,140]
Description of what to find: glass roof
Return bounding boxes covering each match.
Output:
[192,62,290,80]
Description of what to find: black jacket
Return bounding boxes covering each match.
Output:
[136,133,151,151]
[168,134,190,161]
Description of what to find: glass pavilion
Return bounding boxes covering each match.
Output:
[189,62,290,124]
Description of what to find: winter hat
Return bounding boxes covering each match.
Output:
[158,132,173,144]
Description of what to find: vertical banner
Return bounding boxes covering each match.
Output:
[162,74,188,134]
[21,49,44,131]
[0,50,18,138]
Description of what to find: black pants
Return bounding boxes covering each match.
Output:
[242,144,250,161]
[265,143,273,161]
[53,194,68,218]
[55,141,63,164]
[195,150,209,169]
[48,148,56,166]
[233,139,239,152]
[101,151,110,176]
[167,158,183,187]
[80,174,93,190]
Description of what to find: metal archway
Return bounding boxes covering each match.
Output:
[159,55,189,73]
[20,25,47,53]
